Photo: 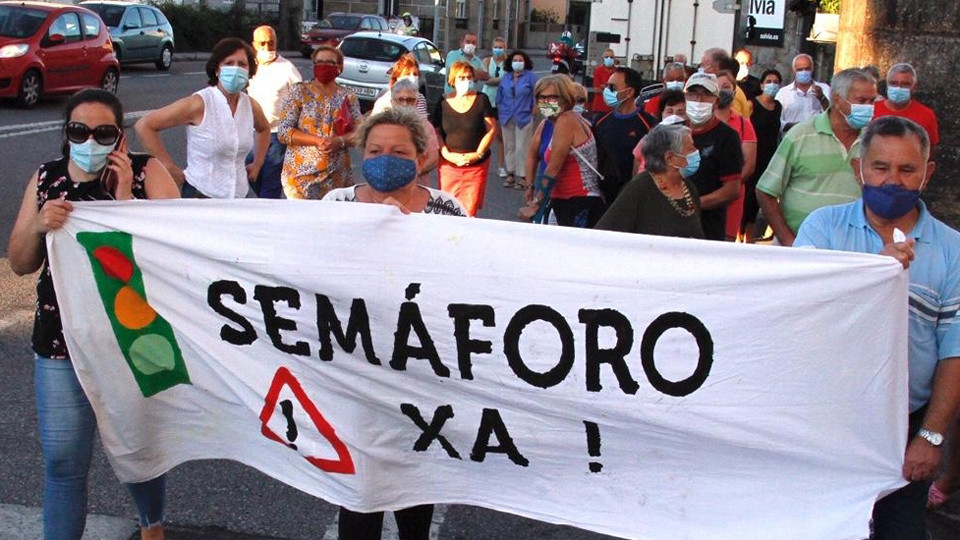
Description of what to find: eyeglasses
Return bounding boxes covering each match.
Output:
[394,97,418,106]
[65,122,121,145]
[536,93,560,102]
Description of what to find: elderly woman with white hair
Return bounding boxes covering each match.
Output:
[595,123,704,238]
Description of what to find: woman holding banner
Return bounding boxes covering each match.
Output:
[8,89,179,540]
[323,108,465,538]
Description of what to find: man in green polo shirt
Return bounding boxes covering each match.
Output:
[756,68,877,245]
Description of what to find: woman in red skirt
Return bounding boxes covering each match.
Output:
[432,61,498,216]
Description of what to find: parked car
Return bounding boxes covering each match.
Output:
[300,12,389,58]
[336,32,445,113]
[80,1,174,70]
[0,1,119,107]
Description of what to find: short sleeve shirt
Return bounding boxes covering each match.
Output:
[689,119,743,241]
[874,99,940,147]
[795,199,960,412]
[756,110,862,234]
[322,185,468,216]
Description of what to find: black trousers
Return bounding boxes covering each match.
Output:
[338,504,434,540]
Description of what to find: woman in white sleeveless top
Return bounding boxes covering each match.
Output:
[136,38,270,198]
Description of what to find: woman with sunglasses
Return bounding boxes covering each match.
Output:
[277,45,361,199]
[136,38,271,199]
[8,89,179,540]
[524,75,604,227]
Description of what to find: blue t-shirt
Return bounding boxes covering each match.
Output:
[795,199,960,412]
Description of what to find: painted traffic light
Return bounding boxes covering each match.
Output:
[77,231,190,397]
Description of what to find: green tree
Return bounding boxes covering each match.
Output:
[819,0,841,14]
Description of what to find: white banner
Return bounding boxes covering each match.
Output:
[49,200,909,540]
[747,0,787,46]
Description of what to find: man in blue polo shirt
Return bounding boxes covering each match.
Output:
[794,116,960,540]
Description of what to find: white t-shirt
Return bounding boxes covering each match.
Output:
[323,185,467,216]
[775,80,832,132]
[247,55,303,132]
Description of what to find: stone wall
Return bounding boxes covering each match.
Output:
[835,0,960,226]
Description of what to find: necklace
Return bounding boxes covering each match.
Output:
[652,175,696,217]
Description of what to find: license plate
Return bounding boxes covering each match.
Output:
[342,84,378,98]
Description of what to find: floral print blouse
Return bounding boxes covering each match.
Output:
[278,82,361,199]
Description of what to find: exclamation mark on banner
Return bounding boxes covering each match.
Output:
[280,399,299,450]
[584,421,602,473]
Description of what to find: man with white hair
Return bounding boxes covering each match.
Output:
[757,68,877,246]
[247,25,302,198]
[775,53,831,133]
[875,62,940,155]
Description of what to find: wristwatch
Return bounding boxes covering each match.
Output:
[918,428,944,447]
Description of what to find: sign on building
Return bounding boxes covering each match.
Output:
[746,0,786,47]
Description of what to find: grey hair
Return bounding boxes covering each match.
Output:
[391,78,419,95]
[703,47,728,63]
[792,53,814,69]
[831,68,876,101]
[358,107,428,155]
[860,116,930,160]
[662,62,685,78]
[641,124,691,174]
[887,62,917,82]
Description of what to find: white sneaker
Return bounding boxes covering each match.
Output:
[498,167,508,178]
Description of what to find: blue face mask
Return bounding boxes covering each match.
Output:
[862,183,922,219]
[680,150,701,178]
[603,86,623,108]
[219,65,249,94]
[70,139,114,173]
[603,57,614,68]
[363,155,418,192]
[887,86,911,104]
[511,61,525,72]
[844,101,874,129]
[763,82,780,97]
[665,80,685,91]
[795,69,813,85]
[493,47,505,57]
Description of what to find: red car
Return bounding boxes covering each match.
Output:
[300,13,390,58]
[0,1,119,108]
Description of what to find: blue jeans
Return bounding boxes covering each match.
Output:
[35,355,166,538]
[246,132,286,199]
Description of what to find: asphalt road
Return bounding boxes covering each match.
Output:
[0,57,619,539]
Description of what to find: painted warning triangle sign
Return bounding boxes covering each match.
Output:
[259,367,355,474]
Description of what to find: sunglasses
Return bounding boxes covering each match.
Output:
[394,97,418,106]
[65,122,121,145]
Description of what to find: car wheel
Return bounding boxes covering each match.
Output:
[101,67,120,95]
[156,45,173,71]
[17,70,42,108]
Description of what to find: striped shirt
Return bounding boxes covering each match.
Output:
[795,199,960,412]
[756,109,862,234]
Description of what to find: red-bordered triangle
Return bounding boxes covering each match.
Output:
[259,367,355,474]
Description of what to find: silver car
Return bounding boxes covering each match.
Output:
[336,32,445,113]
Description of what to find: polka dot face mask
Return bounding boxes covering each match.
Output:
[362,155,418,192]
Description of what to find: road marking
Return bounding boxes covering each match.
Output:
[0,110,154,139]
[322,504,448,539]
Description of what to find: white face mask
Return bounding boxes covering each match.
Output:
[257,50,276,64]
[685,100,714,125]
[462,43,477,56]
[455,79,472,96]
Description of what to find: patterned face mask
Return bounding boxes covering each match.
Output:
[362,155,418,192]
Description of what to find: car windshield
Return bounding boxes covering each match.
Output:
[327,16,361,30]
[82,4,124,27]
[340,38,404,63]
[0,6,48,38]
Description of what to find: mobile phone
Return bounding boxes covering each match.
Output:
[100,133,126,198]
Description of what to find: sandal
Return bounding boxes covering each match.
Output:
[503,174,515,188]
[514,178,529,190]
[928,482,951,509]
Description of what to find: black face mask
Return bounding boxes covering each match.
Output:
[717,89,735,108]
